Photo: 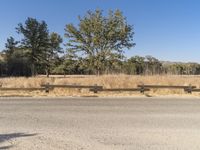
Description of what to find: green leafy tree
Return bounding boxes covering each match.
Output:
[45,32,63,77]
[126,56,145,75]
[4,37,19,60]
[4,37,31,76]
[16,17,49,76]
[65,9,135,75]
[145,56,162,75]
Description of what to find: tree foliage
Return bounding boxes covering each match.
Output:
[44,32,63,77]
[65,9,135,74]
[16,17,49,76]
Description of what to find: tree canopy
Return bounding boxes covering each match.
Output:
[65,9,135,74]
[16,17,50,76]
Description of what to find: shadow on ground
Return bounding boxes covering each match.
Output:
[0,133,37,149]
[0,146,13,150]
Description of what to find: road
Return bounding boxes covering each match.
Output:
[0,97,200,150]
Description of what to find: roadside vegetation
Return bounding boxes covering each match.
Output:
[0,9,199,97]
[1,9,200,77]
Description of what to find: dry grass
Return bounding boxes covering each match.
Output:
[0,75,200,97]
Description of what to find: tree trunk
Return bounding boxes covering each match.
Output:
[31,63,36,77]
[45,66,50,78]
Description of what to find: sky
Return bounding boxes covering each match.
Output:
[1,0,200,62]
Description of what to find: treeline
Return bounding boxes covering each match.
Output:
[61,56,200,75]
[0,9,199,77]
[123,56,200,75]
[1,51,200,76]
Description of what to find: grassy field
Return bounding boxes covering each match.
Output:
[0,75,200,97]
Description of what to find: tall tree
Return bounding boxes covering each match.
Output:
[65,9,135,75]
[45,32,63,77]
[16,17,49,76]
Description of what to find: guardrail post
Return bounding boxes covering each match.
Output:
[45,83,50,93]
[93,84,98,94]
[187,84,192,94]
[140,84,145,94]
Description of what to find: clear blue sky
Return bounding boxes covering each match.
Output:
[1,0,200,62]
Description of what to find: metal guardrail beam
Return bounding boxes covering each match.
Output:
[189,89,200,92]
[41,84,103,93]
[137,85,196,89]
[138,84,197,93]
[90,88,150,94]
[41,84,150,94]
[41,84,103,89]
[41,84,198,94]
[0,87,45,91]
[0,83,199,95]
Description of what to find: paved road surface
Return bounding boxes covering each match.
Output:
[0,97,200,150]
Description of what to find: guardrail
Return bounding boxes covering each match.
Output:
[41,84,150,94]
[0,83,199,95]
[90,88,150,93]
[137,84,196,93]
[40,83,200,94]
[188,88,200,92]
[41,84,103,93]
[0,87,45,92]
[0,87,45,91]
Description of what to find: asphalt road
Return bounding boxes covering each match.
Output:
[1,97,200,150]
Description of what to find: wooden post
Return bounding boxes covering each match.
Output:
[140,84,145,94]
[45,83,50,93]
[188,84,192,94]
[93,84,98,94]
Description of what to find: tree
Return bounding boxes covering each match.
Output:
[4,37,19,60]
[128,56,145,75]
[16,17,49,76]
[45,32,63,77]
[65,9,135,75]
[145,56,162,75]
[4,37,31,76]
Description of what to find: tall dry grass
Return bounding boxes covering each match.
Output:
[0,75,200,97]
